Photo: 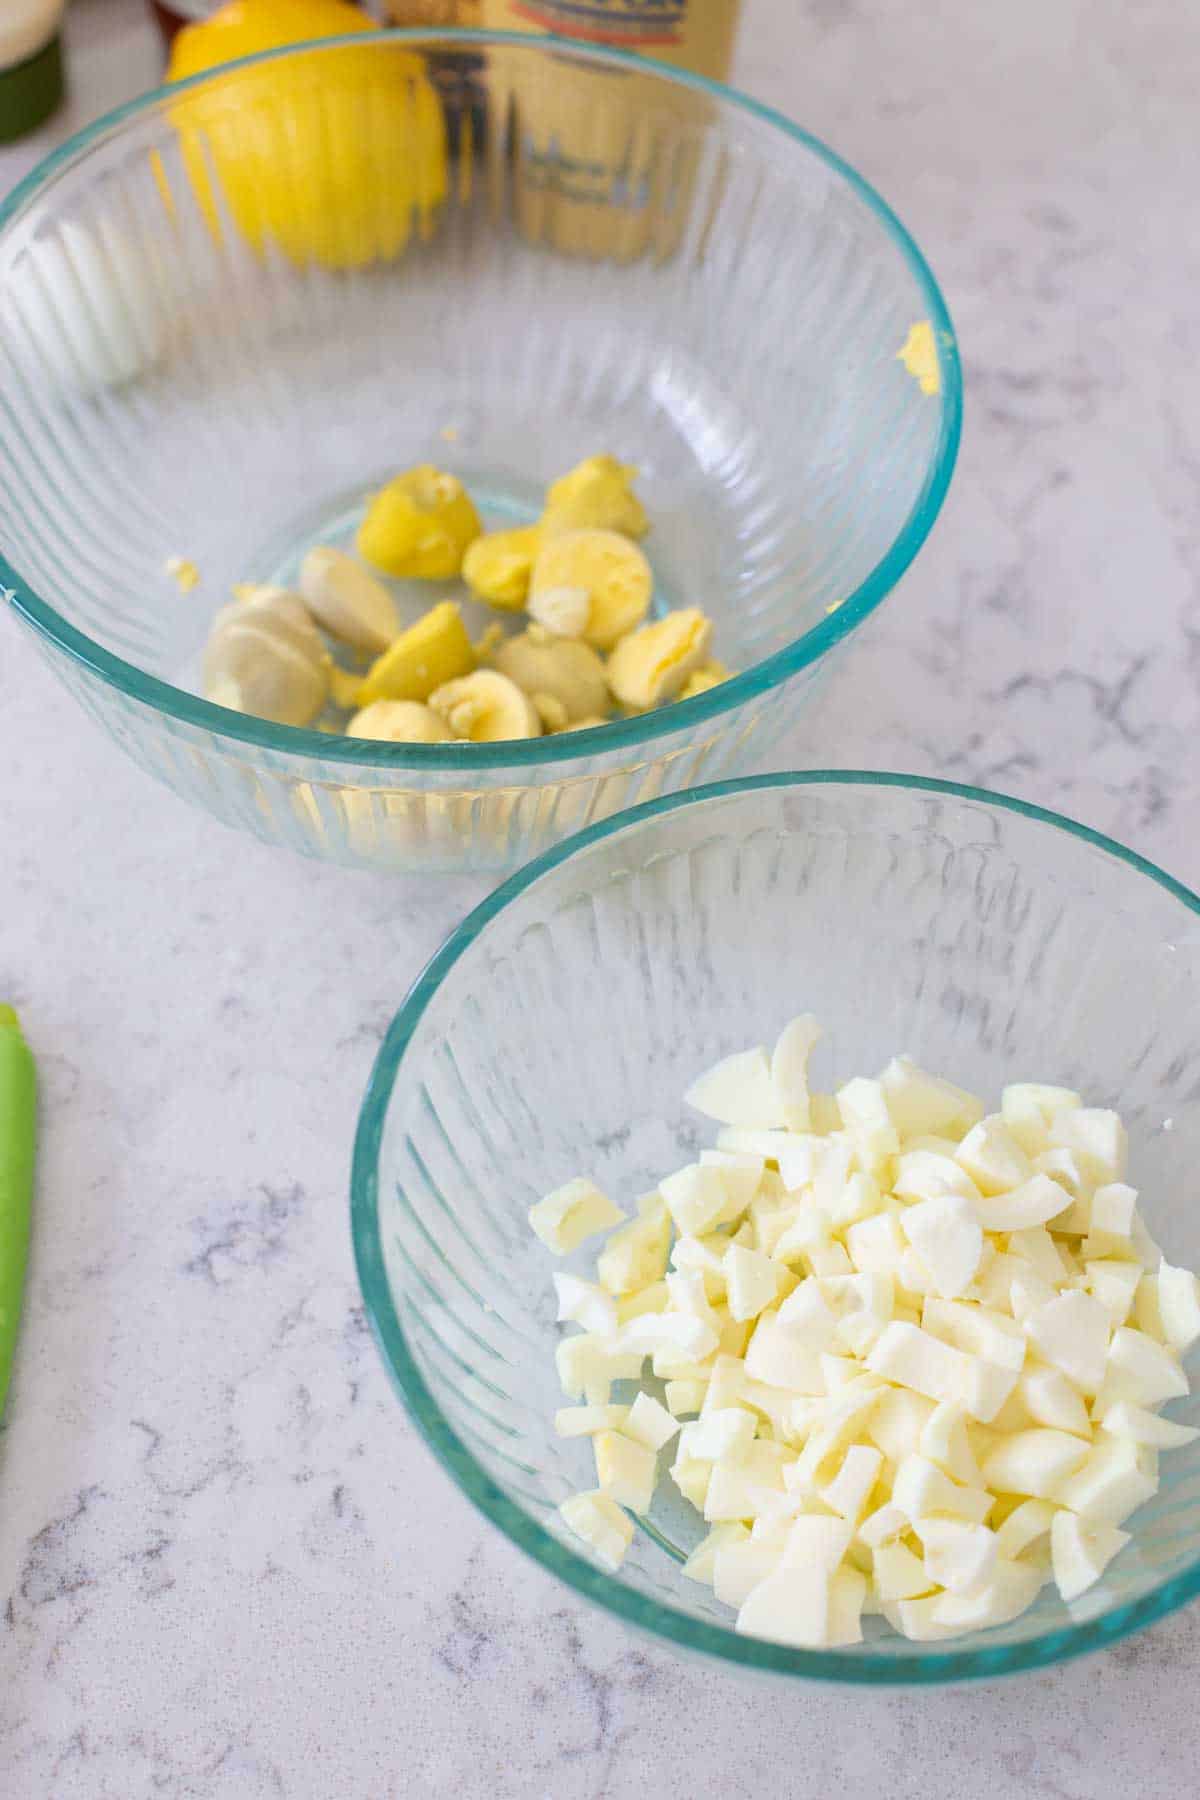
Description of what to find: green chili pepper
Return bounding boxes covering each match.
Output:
[0,1005,35,1418]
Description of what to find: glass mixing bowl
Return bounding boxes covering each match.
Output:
[0,33,959,874]
[353,773,1200,1680]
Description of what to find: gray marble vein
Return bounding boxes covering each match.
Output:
[3,0,1200,1794]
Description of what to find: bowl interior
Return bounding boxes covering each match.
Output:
[355,775,1200,1679]
[0,34,954,721]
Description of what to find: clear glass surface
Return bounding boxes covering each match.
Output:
[0,33,959,873]
[353,773,1200,1680]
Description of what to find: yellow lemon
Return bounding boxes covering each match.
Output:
[166,0,447,270]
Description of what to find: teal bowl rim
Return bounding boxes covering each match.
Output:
[0,29,961,772]
[352,770,1200,1684]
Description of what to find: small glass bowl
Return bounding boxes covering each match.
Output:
[353,772,1200,1681]
[0,33,959,874]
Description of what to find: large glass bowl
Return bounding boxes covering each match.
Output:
[0,33,959,874]
[353,772,1200,1680]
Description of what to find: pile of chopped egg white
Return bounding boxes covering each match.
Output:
[528,1016,1200,1648]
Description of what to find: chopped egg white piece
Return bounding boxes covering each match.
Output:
[671,1453,712,1512]
[1106,1327,1188,1406]
[994,1498,1056,1560]
[932,1558,1043,1632]
[724,1243,780,1322]
[820,1444,883,1523]
[880,1056,983,1139]
[920,1402,983,1487]
[895,1148,981,1204]
[688,1406,758,1463]
[1050,1109,1127,1185]
[873,1541,934,1601]
[1001,1084,1081,1156]
[1010,1272,1057,1325]
[682,1521,748,1584]
[744,1315,826,1394]
[1019,1364,1092,1436]
[1157,1263,1200,1352]
[700,1150,765,1214]
[624,1392,681,1452]
[620,1310,719,1362]
[858,1501,908,1548]
[891,1453,992,1525]
[969,1173,1073,1233]
[1051,1510,1129,1602]
[1024,1290,1112,1394]
[593,1431,658,1514]
[1086,1259,1142,1327]
[665,1267,719,1328]
[845,1211,906,1277]
[981,1428,1089,1499]
[660,1164,735,1236]
[867,1388,936,1463]
[559,1490,635,1570]
[771,1014,822,1131]
[617,1280,670,1325]
[529,1178,625,1253]
[534,1019,1200,1648]
[913,1519,997,1596]
[1052,1438,1157,1524]
[867,1322,986,1414]
[665,1378,708,1417]
[837,1078,899,1170]
[555,1332,644,1404]
[715,1539,786,1609]
[1090,1182,1138,1239]
[596,1195,670,1295]
[1097,1399,1199,1449]
[781,1514,855,1571]
[776,1277,838,1347]
[900,1194,983,1298]
[686,1048,784,1129]
[1010,1225,1069,1283]
[553,1273,618,1336]
[956,1118,1034,1197]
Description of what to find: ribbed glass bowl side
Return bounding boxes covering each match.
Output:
[353,773,1200,1678]
[0,34,959,873]
[44,641,823,871]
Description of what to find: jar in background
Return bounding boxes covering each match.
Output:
[379,2,484,143]
[480,1,742,260]
[379,1,480,21]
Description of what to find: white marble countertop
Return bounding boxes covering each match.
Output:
[3,1,1199,1794]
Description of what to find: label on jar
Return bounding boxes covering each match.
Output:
[482,0,737,79]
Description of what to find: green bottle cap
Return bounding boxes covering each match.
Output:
[0,30,64,146]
